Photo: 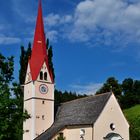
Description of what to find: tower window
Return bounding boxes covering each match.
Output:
[36,116,40,119]
[40,71,43,80]
[42,101,45,104]
[42,115,45,120]
[44,72,47,80]
[25,130,29,133]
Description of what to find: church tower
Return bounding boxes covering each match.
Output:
[23,0,54,139]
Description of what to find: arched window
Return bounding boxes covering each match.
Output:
[104,133,123,140]
[44,72,47,81]
[40,71,43,80]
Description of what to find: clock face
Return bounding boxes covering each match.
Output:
[39,84,48,94]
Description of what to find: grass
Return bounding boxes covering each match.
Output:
[124,105,140,140]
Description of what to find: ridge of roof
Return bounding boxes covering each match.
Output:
[61,92,112,105]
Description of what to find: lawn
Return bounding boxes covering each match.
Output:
[124,105,140,140]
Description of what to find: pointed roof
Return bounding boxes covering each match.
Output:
[29,0,53,82]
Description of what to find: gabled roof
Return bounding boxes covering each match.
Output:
[35,92,112,140]
[29,0,53,82]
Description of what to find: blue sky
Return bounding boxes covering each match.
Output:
[0,0,140,94]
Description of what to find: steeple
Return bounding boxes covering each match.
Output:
[29,0,53,82]
[23,1,54,139]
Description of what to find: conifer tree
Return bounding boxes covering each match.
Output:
[46,38,55,81]
[19,43,31,85]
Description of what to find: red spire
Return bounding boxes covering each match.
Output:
[29,0,53,82]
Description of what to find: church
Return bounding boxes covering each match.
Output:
[23,0,129,140]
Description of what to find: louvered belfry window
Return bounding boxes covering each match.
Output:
[40,71,43,80]
[44,72,47,80]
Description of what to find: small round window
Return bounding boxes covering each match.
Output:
[110,123,115,131]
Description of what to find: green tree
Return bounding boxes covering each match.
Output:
[55,89,87,105]
[19,43,31,85]
[121,78,140,108]
[122,78,133,93]
[96,77,122,96]
[46,38,55,81]
[121,78,134,108]
[0,53,29,140]
[55,134,65,140]
[12,83,30,140]
[133,80,140,100]
[0,54,14,139]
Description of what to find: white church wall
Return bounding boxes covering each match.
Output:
[23,100,32,140]
[23,79,54,140]
[52,125,93,140]
[34,99,54,137]
[94,94,129,140]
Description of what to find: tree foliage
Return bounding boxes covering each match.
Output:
[96,77,122,96]
[0,53,29,140]
[120,78,140,108]
[19,43,31,85]
[0,54,14,139]
[96,76,140,109]
[55,89,87,105]
[47,38,55,81]
[54,134,65,140]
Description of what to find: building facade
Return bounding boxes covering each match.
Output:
[23,1,54,140]
[35,93,129,140]
[23,0,129,140]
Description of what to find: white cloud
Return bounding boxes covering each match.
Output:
[11,0,140,48]
[46,30,58,42]
[44,13,73,27]
[44,14,60,26]
[70,82,103,95]
[68,0,140,46]
[44,14,72,42]
[0,34,21,45]
[43,0,140,48]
